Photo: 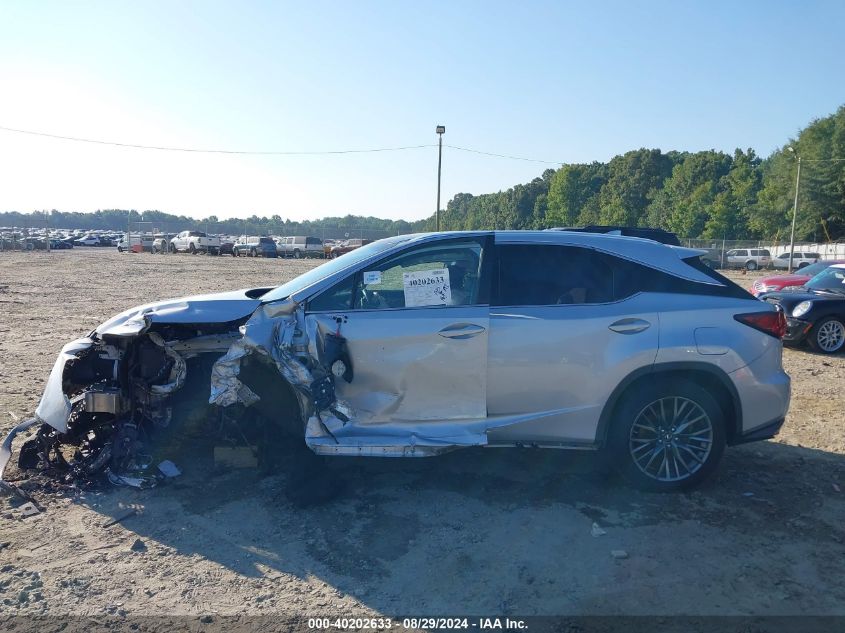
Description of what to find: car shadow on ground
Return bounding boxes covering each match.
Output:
[57,436,845,615]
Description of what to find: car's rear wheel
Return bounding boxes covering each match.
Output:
[189,244,196,254]
[610,379,726,491]
[746,260,757,271]
[808,317,845,354]
[293,249,301,259]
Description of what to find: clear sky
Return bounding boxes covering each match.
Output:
[1,0,843,221]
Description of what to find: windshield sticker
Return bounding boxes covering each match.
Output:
[363,270,382,285]
[403,268,451,307]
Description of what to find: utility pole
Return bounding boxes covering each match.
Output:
[787,148,801,273]
[436,125,445,232]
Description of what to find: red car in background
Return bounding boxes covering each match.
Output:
[750,260,845,297]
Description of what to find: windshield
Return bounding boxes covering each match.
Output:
[261,235,414,303]
[805,266,845,294]
[797,261,833,277]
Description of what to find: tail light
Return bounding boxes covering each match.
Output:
[734,310,786,339]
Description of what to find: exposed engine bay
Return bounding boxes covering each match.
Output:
[0,289,354,489]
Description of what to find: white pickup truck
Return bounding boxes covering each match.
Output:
[169,230,221,255]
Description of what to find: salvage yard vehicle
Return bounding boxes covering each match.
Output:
[760,263,845,354]
[233,235,278,257]
[750,260,845,297]
[329,238,372,258]
[0,231,791,492]
[772,251,821,270]
[169,230,221,255]
[278,235,323,258]
[725,248,772,270]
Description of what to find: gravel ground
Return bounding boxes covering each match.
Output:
[1,248,844,617]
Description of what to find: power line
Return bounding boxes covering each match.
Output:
[0,125,436,156]
[0,124,565,164]
[445,144,562,165]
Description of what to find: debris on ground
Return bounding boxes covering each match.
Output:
[101,507,138,528]
[591,522,607,537]
[611,550,629,559]
[18,501,41,518]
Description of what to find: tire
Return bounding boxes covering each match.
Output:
[746,260,757,271]
[189,244,196,255]
[293,249,301,259]
[609,379,726,492]
[169,243,176,253]
[797,262,808,269]
[808,317,845,354]
[250,248,257,257]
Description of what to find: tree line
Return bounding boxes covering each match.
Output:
[419,105,845,241]
[2,105,843,241]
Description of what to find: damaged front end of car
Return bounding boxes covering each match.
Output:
[1,288,355,489]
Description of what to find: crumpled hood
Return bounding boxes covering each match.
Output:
[96,288,266,337]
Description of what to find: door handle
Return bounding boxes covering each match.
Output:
[608,318,651,334]
[438,323,486,339]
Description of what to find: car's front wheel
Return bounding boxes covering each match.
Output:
[808,316,845,354]
[610,379,726,491]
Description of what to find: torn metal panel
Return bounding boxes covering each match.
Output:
[0,416,39,482]
[34,338,95,433]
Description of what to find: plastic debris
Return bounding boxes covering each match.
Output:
[611,550,629,559]
[19,502,41,518]
[102,508,138,528]
[157,460,182,478]
[591,522,607,537]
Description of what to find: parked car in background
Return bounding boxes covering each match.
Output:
[170,231,221,255]
[74,234,106,247]
[698,248,725,269]
[772,251,821,270]
[725,248,772,270]
[233,236,277,257]
[328,238,371,258]
[49,239,73,250]
[750,260,845,297]
[219,237,235,256]
[8,231,790,492]
[760,264,845,353]
[116,234,154,253]
[278,235,323,258]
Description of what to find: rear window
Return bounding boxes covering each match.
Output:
[188,231,207,237]
[306,237,322,246]
[259,237,275,245]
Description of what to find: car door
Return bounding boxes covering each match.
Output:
[485,240,659,446]
[304,236,491,431]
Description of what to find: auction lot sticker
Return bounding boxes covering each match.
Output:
[403,268,451,307]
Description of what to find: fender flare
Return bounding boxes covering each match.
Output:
[594,361,742,446]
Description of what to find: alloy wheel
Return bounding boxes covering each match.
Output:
[817,320,845,353]
[629,396,713,483]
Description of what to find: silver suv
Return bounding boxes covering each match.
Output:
[726,248,772,270]
[3,231,791,492]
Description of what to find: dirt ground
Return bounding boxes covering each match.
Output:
[1,248,844,618]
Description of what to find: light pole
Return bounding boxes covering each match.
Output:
[786,147,802,273]
[435,125,445,231]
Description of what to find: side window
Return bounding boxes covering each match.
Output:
[356,240,485,309]
[495,245,615,306]
[308,274,357,312]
